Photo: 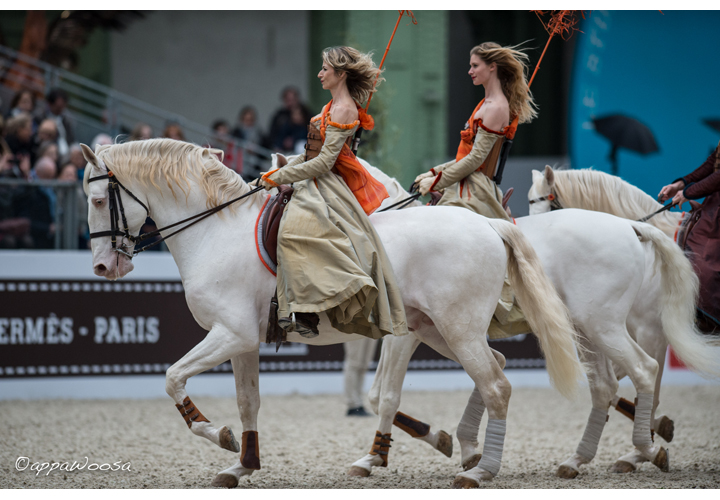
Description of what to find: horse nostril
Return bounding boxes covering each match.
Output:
[95,264,107,274]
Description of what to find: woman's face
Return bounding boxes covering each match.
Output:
[139,125,152,140]
[58,164,77,182]
[18,92,33,112]
[468,54,494,86]
[318,62,344,91]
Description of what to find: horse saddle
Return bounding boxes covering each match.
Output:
[260,185,294,269]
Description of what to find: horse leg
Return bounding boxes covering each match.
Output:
[165,323,256,452]
[433,330,510,488]
[557,335,617,479]
[584,325,668,473]
[212,350,261,488]
[349,331,428,477]
[457,349,506,471]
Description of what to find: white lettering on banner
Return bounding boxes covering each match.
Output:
[94,316,160,344]
[0,315,75,345]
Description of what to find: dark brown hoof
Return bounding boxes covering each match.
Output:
[219,426,241,453]
[556,465,579,479]
[347,466,371,477]
[610,460,636,474]
[436,430,453,458]
[652,447,669,472]
[452,476,479,489]
[211,473,239,488]
[462,454,482,471]
[656,416,674,443]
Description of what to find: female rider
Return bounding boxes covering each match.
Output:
[258,47,407,340]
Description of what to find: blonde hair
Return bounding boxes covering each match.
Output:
[471,42,538,124]
[322,46,384,104]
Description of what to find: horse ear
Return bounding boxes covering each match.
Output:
[531,169,543,183]
[80,143,100,169]
[544,165,555,187]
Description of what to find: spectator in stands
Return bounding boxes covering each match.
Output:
[163,123,185,141]
[90,133,113,149]
[6,88,38,125]
[43,88,75,158]
[33,119,60,165]
[130,122,154,141]
[37,141,59,165]
[0,141,32,249]
[5,113,34,163]
[68,144,87,180]
[14,157,57,248]
[232,106,266,147]
[267,86,311,152]
[277,105,311,154]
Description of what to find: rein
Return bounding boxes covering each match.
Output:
[636,201,678,223]
[88,169,263,258]
[377,182,422,213]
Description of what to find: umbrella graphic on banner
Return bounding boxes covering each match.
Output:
[592,114,659,176]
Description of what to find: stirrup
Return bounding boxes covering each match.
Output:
[278,312,319,339]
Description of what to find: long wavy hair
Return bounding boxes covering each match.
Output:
[471,42,538,124]
[322,46,384,105]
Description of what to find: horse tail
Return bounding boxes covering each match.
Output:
[630,222,720,377]
[486,219,585,398]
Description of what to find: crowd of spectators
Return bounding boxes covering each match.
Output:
[1,83,313,251]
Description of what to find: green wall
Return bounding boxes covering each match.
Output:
[309,11,448,188]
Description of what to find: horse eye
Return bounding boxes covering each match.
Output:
[95,199,103,206]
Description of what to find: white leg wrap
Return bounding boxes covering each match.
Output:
[457,388,485,444]
[632,393,654,449]
[575,408,608,461]
[477,419,506,477]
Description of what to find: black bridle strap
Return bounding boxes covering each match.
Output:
[88,169,264,256]
[636,202,678,223]
[528,191,563,211]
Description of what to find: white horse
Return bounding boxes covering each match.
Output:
[81,139,584,488]
[353,162,719,483]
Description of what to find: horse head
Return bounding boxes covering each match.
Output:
[82,143,148,280]
[528,165,557,215]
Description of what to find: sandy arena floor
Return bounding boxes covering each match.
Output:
[1,384,719,489]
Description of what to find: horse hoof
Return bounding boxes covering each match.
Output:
[652,447,669,472]
[211,473,239,488]
[610,460,636,474]
[556,465,579,479]
[437,430,453,458]
[656,416,674,443]
[219,426,241,453]
[462,454,482,471]
[452,476,479,489]
[347,466,371,478]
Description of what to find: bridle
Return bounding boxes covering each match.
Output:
[88,167,264,259]
[528,189,563,211]
[88,170,149,258]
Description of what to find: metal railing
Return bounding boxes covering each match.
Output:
[0,178,85,250]
[0,43,274,178]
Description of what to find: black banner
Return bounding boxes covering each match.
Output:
[0,279,543,378]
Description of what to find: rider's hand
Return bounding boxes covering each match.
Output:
[251,176,275,191]
[658,180,684,202]
[414,171,434,184]
[418,176,437,196]
[672,190,688,208]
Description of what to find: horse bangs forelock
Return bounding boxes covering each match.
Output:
[95,139,247,211]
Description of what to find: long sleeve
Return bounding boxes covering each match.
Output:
[432,128,501,191]
[682,148,720,199]
[429,159,455,175]
[264,125,354,186]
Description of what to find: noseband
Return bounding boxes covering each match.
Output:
[528,190,563,211]
[88,170,149,258]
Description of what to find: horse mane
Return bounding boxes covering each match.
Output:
[94,138,250,211]
[553,169,681,236]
